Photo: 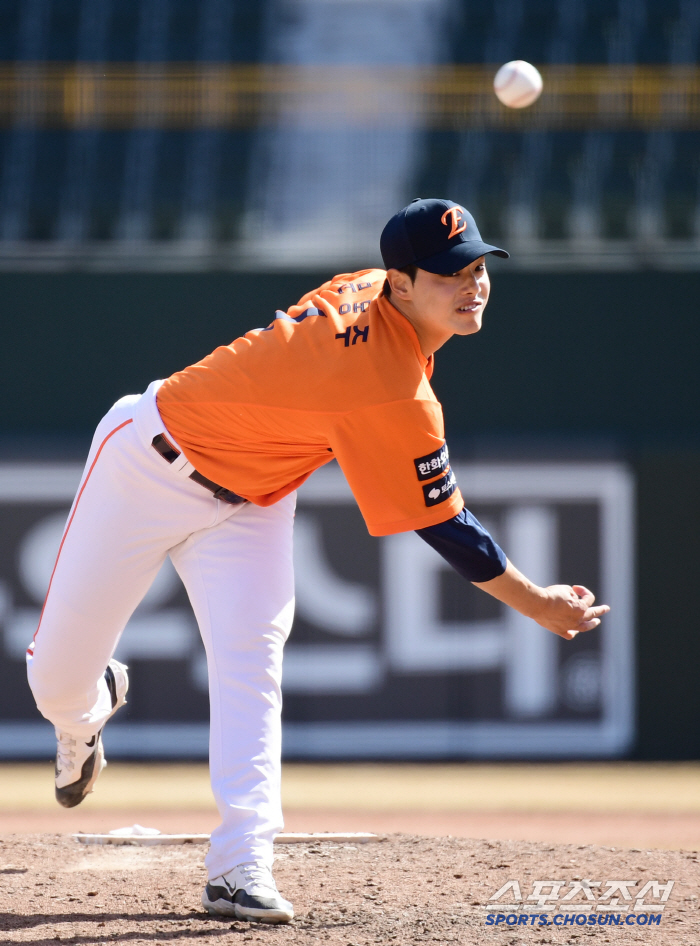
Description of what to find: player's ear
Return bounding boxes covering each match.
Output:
[386,268,414,299]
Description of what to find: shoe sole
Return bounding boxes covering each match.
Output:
[54,660,128,809]
[55,737,105,809]
[201,890,293,924]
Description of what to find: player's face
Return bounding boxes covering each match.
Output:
[413,259,490,336]
[387,257,491,356]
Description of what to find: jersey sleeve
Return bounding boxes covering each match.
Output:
[416,505,507,582]
[328,398,464,536]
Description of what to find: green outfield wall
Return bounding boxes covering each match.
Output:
[2,270,699,759]
[2,270,698,442]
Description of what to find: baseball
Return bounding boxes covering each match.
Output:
[493,60,543,108]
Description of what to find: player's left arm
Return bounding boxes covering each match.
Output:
[416,509,610,640]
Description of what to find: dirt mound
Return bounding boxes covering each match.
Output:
[0,834,697,944]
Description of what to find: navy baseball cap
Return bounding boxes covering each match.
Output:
[380,198,509,274]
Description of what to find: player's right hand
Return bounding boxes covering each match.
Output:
[534,584,610,640]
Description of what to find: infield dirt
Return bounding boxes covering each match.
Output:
[0,833,697,945]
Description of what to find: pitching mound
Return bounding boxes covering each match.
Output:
[0,833,697,944]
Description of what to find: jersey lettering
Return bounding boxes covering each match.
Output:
[422,468,457,507]
[353,301,370,313]
[335,325,369,347]
[338,281,374,294]
[414,442,450,481]
[339,303,352,315]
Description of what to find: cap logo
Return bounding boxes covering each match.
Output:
[441,206,467,240]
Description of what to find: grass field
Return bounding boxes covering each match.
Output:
[1,762,698,851]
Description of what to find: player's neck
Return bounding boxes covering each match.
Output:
[386,298,451,358]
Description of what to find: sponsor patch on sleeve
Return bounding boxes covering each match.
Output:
[422,469,458,507]
[414,442,450,481]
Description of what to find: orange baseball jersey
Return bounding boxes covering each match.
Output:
[157,269,463,536]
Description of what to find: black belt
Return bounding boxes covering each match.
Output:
[151,434,247,505]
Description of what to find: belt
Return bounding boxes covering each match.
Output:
[151,434,247,505]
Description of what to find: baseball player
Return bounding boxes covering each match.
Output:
[27,198,609,924]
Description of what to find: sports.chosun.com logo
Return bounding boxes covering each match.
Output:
[484,879,673,929]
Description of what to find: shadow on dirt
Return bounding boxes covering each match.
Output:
[0,911,289,942]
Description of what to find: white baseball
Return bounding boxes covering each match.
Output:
[493,60,543,109]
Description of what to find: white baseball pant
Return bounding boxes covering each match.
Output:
[26,381,296,878]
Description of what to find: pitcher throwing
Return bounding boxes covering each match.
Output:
[27,199,609,924]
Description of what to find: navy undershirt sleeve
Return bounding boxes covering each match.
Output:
[415,504,507,583]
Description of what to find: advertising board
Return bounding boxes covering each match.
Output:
[0,461,634,758]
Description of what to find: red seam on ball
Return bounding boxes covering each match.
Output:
[495,65,520,94]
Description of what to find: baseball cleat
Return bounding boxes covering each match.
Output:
[202,863,294,924]
[54,659,129,809]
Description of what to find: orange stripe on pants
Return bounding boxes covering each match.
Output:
[29,418,134,650]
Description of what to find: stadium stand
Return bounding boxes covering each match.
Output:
[0,0,698,269]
